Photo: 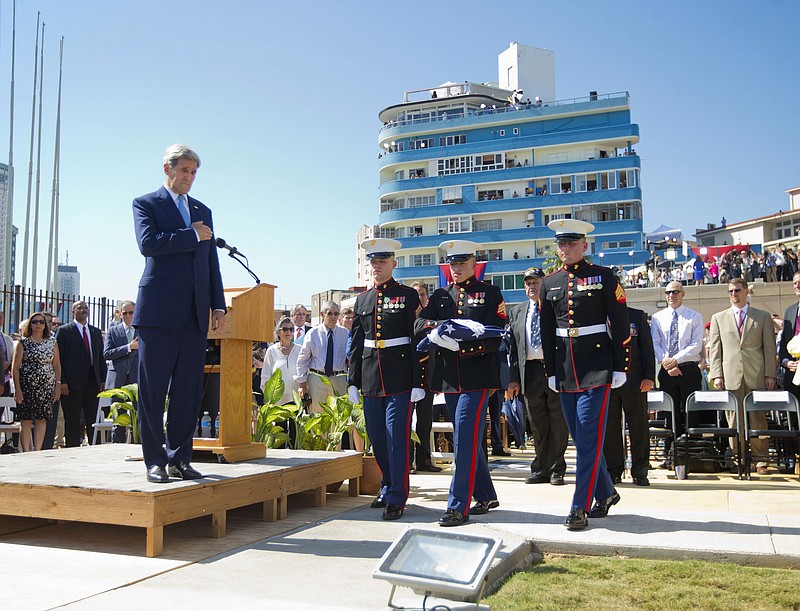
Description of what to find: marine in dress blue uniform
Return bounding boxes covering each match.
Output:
[415,240,506,526]
[540,219,631,530]
[348,238,424,520]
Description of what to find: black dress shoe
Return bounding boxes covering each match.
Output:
[565,507,588,530]
[415,461,443,473]
[382,504,403,520]
[167,462,203,480]
[492,448,512,457]
[525,472,550,484]
[438,509,469,527]
[147,465,169,484]
[632,476,650,487]
[550,473,565,486]
[588,491,621,518]
[470,499,499,515]
[612,475,622,484]
[370,494,386,509]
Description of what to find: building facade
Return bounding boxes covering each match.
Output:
[56,263,79,295]
[375,43,644,303]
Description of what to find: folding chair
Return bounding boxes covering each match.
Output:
[685,391,740,478]
[743,391,800,479]
[0,396,21,452]
[91,397,114,445]
[429,393,454,463]
[647,391,678,469]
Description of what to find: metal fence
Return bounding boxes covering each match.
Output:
[0,285,118,335]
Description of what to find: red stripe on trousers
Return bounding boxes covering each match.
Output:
[465,389,489,516]
[585,384,611,510]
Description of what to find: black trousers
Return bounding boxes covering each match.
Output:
[604,386,649,479]
[410,389,434,465]
[657,362,703,436]
[61,369,101,447]
[523,359,567,476]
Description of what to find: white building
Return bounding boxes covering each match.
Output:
[56,263,80,296]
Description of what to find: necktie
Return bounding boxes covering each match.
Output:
[667,310,679,357]
[795,312,800,337]
[530,302,541,350]
[126,326,134,343]
[324,330,334,376]
[296,327,302,340]
[177,194,191,227]
[82,326,91,363]
[737,309,745,337]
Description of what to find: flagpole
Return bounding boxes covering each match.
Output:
[20,10,40,290]
[31,20,45,292]
[4,0,17,288]
[48,37,63,294]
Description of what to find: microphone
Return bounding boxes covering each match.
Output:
[215,237,239,256]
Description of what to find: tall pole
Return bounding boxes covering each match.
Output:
[47,37,63,293]
[20,11,39,290]
[51,36,64,296]
[31,20,45,292]
[4,0,17,288]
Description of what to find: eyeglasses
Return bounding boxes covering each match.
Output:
[30,319,46,325]
[121,311,134,316]
[280,327,293,332]
[325,312,340,317]
[664,290,682,295]
[727,288,742,294]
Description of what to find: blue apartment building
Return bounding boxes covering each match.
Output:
[375,43,644,303]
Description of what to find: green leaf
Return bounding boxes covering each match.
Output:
[262,369,285,405]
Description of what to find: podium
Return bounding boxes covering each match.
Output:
[193,284,275,462]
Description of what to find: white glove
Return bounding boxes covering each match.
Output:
[348,385,360,404]
[611,372,627,389]
[547,376,558,393]
[456,319,485,337]
[428,327,459,351]
[411,388,425,402]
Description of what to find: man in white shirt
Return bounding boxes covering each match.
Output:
[708,279,776,474]
[296,301,349,412]
[651,281,704,436]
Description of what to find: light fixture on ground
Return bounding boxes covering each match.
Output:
[373,527,502,610]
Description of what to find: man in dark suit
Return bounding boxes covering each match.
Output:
[507,267,568,486]
[132,144,225,484]
[776,271,800,472]
[56,300,107,447]
[103,300,139,442]
[603,300,655,486]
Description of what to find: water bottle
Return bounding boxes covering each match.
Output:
[200,411,212,437]
[214,414,220,438]
[625,456,632,472]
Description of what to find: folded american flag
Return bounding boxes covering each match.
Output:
[416,319,507,352]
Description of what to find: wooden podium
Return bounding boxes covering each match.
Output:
[193,284,275,462]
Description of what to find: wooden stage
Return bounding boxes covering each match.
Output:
[0,445,362,557]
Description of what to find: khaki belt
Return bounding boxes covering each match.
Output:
[364,337,411,349]
[555,324,607,338]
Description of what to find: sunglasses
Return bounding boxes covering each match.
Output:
[326,312,340,317]
[30,319,46,325]
[727,288,742,294]
[121,311,134,316]
[664,290,682,295]
[280,327,293,332]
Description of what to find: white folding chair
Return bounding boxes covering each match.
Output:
[0,396,21,450]
[91,397,114,444]
[429,393,454,463]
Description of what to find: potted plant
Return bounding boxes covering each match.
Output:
[97,383,140,444]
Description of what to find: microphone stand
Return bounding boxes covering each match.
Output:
[226,250,260,285]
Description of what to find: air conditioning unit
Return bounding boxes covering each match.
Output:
[526,212,535,221]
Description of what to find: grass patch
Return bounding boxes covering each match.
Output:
[484,554,800,610]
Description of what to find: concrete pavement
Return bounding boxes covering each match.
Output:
[2,448,798,610]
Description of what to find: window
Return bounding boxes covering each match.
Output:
[410,225,423,236]
[441,186,462,204]
[543,212,571,225]
[601,240,636,250]
[544,152,569,164]
[408,138,434,150]
[512,128,519,135]
[380,199,400,213]
[396,256,405,267]
[573,202,642,223]
[499,130,505,136]
[476,249,502,261]
[438,216,471,234]
[490,273,524,289]
[408,195,436,207]
[410,254,435,267]
[438,156,471,176]
[379,227,396,238]
[473,219,502,231]
[474,154,503,171]
[576,174,588,193]
[438,153,503,176]
[477,189,505,201]
[439,134,466,146]
[409,168,426,179]
[394,170,405,180]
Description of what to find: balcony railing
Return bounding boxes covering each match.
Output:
[380,91,630,132]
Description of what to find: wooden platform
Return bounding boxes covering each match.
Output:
[0,445,362,557]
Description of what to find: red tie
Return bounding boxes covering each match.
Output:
[737,310,745,337]
[82,326,91,362]
[795,313,800,337]
[295,327,302,340]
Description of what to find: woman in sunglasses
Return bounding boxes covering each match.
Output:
[12,313,62,451]
[261,316,302,406]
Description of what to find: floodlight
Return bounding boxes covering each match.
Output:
[373,527,502,610]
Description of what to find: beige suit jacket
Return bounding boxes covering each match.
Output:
[707,305,776,391]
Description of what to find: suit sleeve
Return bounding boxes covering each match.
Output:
[103,327,129,361]
[133,197,199,258]
[405,290,424,388]
[761,311,777,380]
[637,310,656,381]
[540,283,556,378]
[507,306,522,385]
[95,330,108,383]
[206,209,226,312]
[779,305,796,365]
[707,314,722,381]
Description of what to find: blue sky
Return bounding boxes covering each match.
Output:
[0,0,798,308]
